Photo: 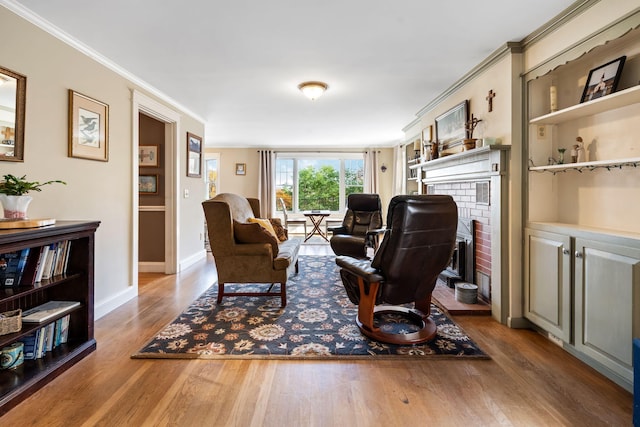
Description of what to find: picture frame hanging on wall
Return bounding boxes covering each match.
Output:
[139,174,158,195]
[580,56,626,103]
[187,132,202,177]
[235,163,246,176]
[68,90,109,162]
[139,145,159,167]
[435,100,468,153]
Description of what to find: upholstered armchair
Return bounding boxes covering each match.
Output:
[329,193,383,259]
[202,193,302,307]
[335,195,457,344]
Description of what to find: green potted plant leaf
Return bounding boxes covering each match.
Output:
[0,174,66,219]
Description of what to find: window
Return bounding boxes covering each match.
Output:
[276,153,364,213]
[204,152,219,199]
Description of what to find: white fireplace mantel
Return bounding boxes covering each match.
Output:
[410,145,511,186]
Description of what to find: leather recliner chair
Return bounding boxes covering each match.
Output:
[335,195,458,344]
[329,193,383,259]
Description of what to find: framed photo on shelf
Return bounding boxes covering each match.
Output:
[235,163,246,176]
[68,90,109,162]
[435,100,468,152]
[186,132,202,177]
[138,145,159,167]
[580,56,626,103]
[139,174,158,194]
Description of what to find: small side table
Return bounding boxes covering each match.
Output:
[302,211,330,242]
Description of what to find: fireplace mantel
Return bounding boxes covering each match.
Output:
[410,145,510,186]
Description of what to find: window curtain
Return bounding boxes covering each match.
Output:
[364,149,379,194]
[258,150,275,217]
[392,144,404,195]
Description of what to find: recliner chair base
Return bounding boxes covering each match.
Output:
[355,277,437,345]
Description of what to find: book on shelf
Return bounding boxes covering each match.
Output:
[34,245,50,283]
[21,300,80,323]
[19,314,71,360]
[0,248,30,286]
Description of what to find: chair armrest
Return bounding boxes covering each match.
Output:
[366,228,386,249]
[366,228,386,237]
[328,225,347,234]
[335,256,384,283]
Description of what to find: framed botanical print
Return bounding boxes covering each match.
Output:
[187,132,202,177]
[139,145,159,167]
[68,90,109,161]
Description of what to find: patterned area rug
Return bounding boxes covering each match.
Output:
[132,256,488,359]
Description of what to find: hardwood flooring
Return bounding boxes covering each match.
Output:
[0,241,632,426]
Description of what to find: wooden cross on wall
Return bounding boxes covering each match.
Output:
[486,89,496,112]
[1,126,14,141]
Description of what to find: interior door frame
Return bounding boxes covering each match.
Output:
[132,90,181,281]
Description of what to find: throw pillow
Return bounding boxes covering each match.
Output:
[233,220,279,257]
[247,217,279,240]
[269,218,288,242]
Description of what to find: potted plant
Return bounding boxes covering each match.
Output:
[0,174,66,219]
[464,114,483,150]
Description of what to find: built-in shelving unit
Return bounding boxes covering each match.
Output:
[0,221,100,415]
[523,18,640,392]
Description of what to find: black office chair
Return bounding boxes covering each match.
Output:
[335,195,458,344]
[329,193,383,259]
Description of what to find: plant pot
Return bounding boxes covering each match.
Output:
[463,139,477,151]
[0,194,32,219]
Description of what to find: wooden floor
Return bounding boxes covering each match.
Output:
[0,242,633,426]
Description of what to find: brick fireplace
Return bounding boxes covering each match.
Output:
[410,145,510,306]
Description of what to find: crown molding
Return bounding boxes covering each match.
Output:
[0,0,205,124]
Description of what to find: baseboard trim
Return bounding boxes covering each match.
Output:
[180,250,207,271]
[507,316,533,329]
[138,262,165,273]
[95,286,137,320]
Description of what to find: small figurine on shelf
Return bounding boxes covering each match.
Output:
[575,137,585,163]
[430,141,439,160]
[571,145,578,163]
[557,148,566,164]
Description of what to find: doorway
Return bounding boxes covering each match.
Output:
[132,90,181,283]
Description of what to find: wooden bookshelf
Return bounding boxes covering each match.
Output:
[0,220,100,415]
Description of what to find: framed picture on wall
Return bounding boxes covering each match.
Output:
[139,145,159,167]
[235,163,246,176]
[435,100,468,152]
[68,90,109,162]
[187,132,202,177]
[580,56,626,103]
[139,174,158,194]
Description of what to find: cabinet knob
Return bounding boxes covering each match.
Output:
[575,251,583,258]
[562,249,570,255]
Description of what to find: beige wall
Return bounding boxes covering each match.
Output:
[0,7,206,317]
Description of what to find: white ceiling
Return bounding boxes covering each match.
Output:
[12,0,577,149]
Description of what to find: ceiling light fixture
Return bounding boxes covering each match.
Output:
[298,81,328,101]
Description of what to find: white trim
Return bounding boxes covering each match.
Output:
[94,287,137,320]
[138,262,166,273]
[0,0,205,124]
[139,205,166,212]
[132,90,181,279]
[179,250,207,271]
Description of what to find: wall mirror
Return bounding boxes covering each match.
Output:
[0,65,26,162]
